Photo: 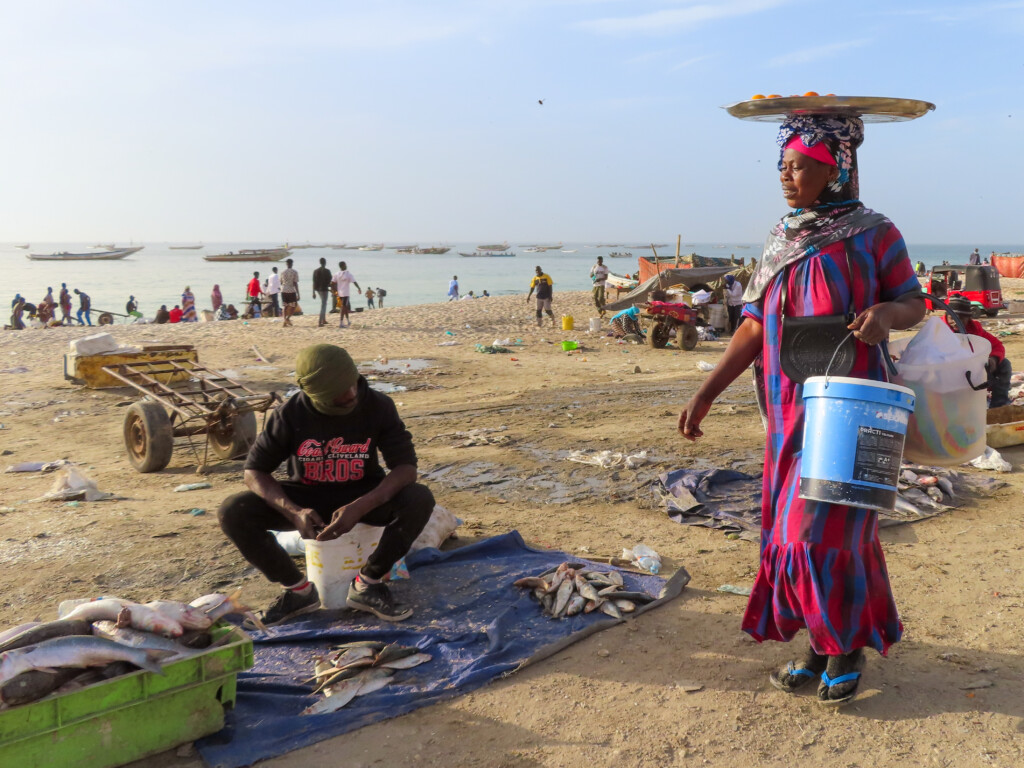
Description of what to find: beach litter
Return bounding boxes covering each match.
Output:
[0,367,29,374]
[566,449,648,469]
[5,460,72,473]
[968,446,1012,472]
[717,584,752,596]
[175,482,213,492]
[696,361,716,372]
[475,344,509,354]
[28,466,115,502]
[623,544,661,574]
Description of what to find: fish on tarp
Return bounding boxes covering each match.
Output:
[0,636,169,685]
[91,621,196,660]
[331,640,387,653]
[302,674,365,715]
[566,595,586,616]
[353,667,394,697]
[553,578,575,617]
[894,495,926,517]
[0,619,92,653]
[61,599,183,637]
[372,644,419,667]
[937,476,955,498]
[574,575,600,602]
[379,652,431,670]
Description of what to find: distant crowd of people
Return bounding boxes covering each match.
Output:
[7,284,95,330]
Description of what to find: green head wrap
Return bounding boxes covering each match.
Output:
[295,344,360,415]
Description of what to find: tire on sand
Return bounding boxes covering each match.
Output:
[124,401,173,473]
[647,321,670,349]
[679,324,699,351]
[97,312,115,325]
[208,409,257,460]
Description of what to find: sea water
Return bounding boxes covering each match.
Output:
[4,241,1021,319]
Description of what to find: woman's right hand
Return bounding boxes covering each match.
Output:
[678,393,714,441]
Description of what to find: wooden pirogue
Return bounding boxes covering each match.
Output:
[101,358,280,473]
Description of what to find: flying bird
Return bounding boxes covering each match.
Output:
[538,99,544,105]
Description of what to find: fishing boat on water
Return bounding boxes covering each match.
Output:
[203,247,290,262]
[606,271,639,291]
[28,246,143,261]
[476,242,510,252]
[358,244,384,251]
[169,243,204,250]
[415,246,450,254]
[14,243,29,249]
[459,251,516,258]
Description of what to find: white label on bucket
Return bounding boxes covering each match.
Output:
[854,425,904,487]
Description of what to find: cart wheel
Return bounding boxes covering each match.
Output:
[208,410,257,460]
[647,321,670,349]
[124,401,173,473]
[97,312,115,326]
[679,324,699,351]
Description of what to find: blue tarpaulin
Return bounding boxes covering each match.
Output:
[197,531,689,768]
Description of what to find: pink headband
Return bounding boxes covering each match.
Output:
[785,135,837,167]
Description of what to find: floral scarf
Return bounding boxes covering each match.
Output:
[743,114,887,302]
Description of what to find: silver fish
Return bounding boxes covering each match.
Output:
[541,593,554,614]
[553,579,574,617]
[574,575,599,602]
[146,601,214,631]
[0,623,42,646]
[566,595,586,616]
[597,585,621,597]
[606,571,624,587]
[936,476,955,498]
[901,469,919,485]
[1,668,81,706]
[91,621,195,660]
[599,601,622,619]
[302,675,365,715]
[613,600,636,613]
[0,636,167,684]
[926,486,944,503]
[354,667,394,696]
[902,487,940,509]
[380,652,431,670]
[62,600,183,637]
[894,495,926,517]
[513,577,548,590]
[0,620,92,653]
[332,646,376,665]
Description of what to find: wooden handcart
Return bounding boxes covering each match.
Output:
[101,358,280,473]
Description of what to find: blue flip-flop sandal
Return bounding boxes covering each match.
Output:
[769,661,819,692]
[817,669,862,706]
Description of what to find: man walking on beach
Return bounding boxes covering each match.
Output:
[217,343,434,625]
[332,261,359,328]
[265,267,282,318]
[280,259,300,327]
[447,276,459,301]
[376,287,386,308]
[526,266,555,327]
[73,288,92,326]
[247,272,262,317]
[312,257,333,327]
[590,256,609,317]
[58,283,72,325]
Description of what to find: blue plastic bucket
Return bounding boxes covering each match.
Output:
[800,375,916,513]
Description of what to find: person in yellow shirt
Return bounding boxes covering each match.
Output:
[526,266,555,327]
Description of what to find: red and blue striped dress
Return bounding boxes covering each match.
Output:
[740,222,920,656]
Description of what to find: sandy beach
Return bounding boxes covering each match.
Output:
[2,289,1024,768]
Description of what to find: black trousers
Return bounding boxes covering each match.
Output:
[727,304,743,334]
[218,482,434,585]
[989,358,1012,408]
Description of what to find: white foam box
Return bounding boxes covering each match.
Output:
[69,333,118,356]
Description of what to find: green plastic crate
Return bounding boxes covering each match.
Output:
[0,622,254,768]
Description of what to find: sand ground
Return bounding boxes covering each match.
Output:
[2,287,1023,768]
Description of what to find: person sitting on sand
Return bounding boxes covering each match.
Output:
[154,305,170,324]
[217,344,435,626]
[125,295,143,321]
[168,305,183,323]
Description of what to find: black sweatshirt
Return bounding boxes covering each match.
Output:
[245,377,417,496]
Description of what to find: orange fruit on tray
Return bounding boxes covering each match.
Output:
[803,91,819,97]
[751,94,766,99]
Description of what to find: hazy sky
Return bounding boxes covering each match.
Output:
[3,1,1022,245]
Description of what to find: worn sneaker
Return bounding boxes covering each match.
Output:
[260,585,320,627]
[346,580,413,622]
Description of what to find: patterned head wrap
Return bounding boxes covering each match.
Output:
[777,114,864,202]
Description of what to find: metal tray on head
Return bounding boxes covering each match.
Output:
[723,95,935,123]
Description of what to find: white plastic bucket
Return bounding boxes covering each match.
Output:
[707,304,727,331]
[304,523,381,609]
[888,333,991,466]
[589,317,601,332]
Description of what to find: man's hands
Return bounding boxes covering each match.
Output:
[316,504,365,541]
[678,393,714,441]
[290,507,325,540]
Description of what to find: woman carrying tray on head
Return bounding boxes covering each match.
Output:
[678,99,928,705]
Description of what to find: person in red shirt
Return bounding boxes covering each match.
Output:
[247,271,262,318]
[168,305,183,323]
[947,297,1011,407]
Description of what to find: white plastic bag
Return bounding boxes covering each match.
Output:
[897,317,974,366]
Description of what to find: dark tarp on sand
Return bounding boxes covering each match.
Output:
[196,531,690,768]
